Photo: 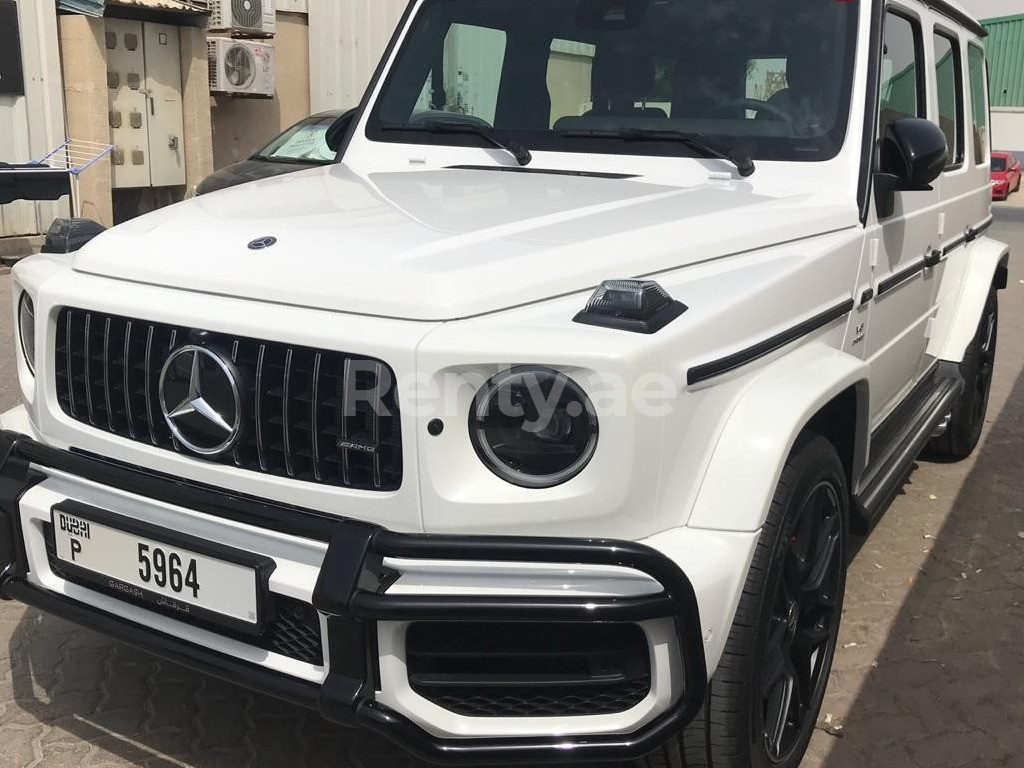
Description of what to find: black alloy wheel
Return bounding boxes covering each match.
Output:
[760,481,844,763]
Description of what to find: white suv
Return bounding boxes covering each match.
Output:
[1,1,1008,766]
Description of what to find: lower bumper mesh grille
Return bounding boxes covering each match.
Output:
[406,622,651,718]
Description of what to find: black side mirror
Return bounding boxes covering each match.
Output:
[325,108,359,155]
[875,118,948,218]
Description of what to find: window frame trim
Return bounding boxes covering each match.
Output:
[878,6,929,132]
[967,41,990,167]
[932,25,966,172]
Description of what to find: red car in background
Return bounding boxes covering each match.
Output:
[991,151,1022,201]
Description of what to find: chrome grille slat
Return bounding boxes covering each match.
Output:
[282,347,295,478]
[54,308,403,491]
[230,340,244,468]
[340,357,353,488]
[255,343,268,472]
[311,352,323,482]
[123,321,136,439]
[64,310,77,418]
[143,325,158,445]
[167,330,182,452]
[371,361,383,490]
[102,316,114,432]
[83,313,96,425]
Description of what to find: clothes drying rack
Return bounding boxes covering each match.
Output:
[0,139,114,215]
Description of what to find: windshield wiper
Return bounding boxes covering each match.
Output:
[559,128,755,177]
[382,119,532,166]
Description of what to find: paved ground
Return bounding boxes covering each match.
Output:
[0,207,1022,768]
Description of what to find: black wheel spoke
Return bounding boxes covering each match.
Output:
[761,620,789,696]
[761,478,845,763]
[803,511,839,594]
[764,664,796,759]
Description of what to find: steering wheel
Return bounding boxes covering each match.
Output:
[701,98,795,124]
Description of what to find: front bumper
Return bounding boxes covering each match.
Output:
[0,430,707,765]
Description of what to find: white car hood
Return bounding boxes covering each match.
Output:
[74,165,857,321]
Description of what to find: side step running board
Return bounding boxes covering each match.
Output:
[854,368,963,528]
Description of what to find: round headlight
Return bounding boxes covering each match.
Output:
[470,366,598,488]
[18,292,36,375]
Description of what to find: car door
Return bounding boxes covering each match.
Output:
[862,7,940,424]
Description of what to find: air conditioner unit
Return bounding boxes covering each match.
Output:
[208,38,275,97]
[209,0,276,36]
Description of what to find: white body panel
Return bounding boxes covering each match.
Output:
[1,0,1007,749]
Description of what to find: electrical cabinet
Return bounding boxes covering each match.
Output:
[106,20,186,189]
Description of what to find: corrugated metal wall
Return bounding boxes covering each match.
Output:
[0,0,68,238]
[984,14,1024,108]
[308,0,409,112]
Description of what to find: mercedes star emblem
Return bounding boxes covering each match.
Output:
[159,345,243,457]
[248,236,277,250]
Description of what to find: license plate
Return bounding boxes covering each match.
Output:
[50,502,273,636]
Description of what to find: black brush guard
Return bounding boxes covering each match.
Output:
[0,430,707,764]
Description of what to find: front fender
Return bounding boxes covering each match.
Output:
[931,236,1010,363]
[687,342,869,532]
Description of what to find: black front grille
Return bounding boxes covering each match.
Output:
[406,622,652,718]
[54,308,402,491]
[43,524,324,666]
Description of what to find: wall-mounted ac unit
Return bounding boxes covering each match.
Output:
[208,38,275,97]
[209,0,276,36]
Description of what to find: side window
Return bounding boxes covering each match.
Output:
[934,31,964,168]
[412,24,507,125]
[879,12,924,132]
[968,44,989,164]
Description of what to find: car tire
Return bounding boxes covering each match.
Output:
[1014,176,1021,193]
[926,286,998,460]
[639,434,849,768]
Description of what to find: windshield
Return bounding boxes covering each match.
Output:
[256,115,337,163]
[992,157,1008,172]
[368,0,860,162]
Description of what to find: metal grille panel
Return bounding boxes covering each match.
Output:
[54,308,402,491]
[406,622,652,718]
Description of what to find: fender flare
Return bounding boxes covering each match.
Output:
[934,236,1010,363]
[688,342,870,532]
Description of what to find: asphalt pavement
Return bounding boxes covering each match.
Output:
[0,206,1022,767]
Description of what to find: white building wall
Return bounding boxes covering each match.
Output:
[0,0,68,238]
[992,108,1024,154]
[308,0,408,112]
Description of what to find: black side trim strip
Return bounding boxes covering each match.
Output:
[877,258,927,297]
[967,215,994,242]
[860,287,874,305]
[448,165,639,180]
[943,233,968,255]
[927,1,987,39]
[687,299,855,386]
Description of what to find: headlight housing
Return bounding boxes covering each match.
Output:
[470,366,598,488]
[18,292,36,375]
